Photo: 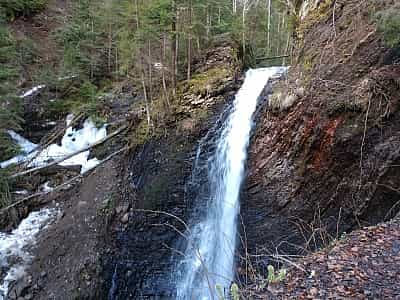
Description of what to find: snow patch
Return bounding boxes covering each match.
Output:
[20,85,46,98]
[6,131,37,154]
[0,116,107,174]
[12,190,29,196]
[0,208,57,299]
[40,182,53,193]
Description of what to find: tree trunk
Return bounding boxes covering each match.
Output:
[242,2,246,59]
[148,40,153,101]
[108,22,112,74]
[135,0,140,30]
[206,6,210,40]
[161,33,170,108]
[267,0,272,55]
[175,8,179,83]
[187,0,192,81]
[141,70,151,129]
[90,19,94,79]
[171,0,177,95]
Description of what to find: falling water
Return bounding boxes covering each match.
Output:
[175,67,287,299]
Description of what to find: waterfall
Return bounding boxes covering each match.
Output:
[175,67,287,299]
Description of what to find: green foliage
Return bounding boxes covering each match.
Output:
[0,0,47,20]
[55,0,113,81]
[376,7,400,50]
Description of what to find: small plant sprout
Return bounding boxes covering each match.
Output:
[267,264,287,284]
[231,283,240,300]
[215,284,225,300]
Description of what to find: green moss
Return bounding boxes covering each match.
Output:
[326,98,364,116]
[129,119,151,148]
[98,194,115,217]
[303,56,313,72]
[186,67,231,95]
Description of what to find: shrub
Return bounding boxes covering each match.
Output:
[376,7,400,50]
[0,25,23,162]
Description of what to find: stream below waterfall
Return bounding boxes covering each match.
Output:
[173,67,287,299]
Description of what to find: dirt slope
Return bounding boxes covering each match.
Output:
[7,158,119,300]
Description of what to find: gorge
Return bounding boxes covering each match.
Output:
[0,0,400,299]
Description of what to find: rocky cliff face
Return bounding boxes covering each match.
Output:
[242,0,400,266]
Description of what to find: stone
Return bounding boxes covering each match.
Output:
[116,205,129,215]
[78,201,88,208]
[121,213,129,224]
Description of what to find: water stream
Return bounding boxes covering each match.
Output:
[175,67,287,299]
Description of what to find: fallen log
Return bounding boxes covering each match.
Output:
[255,54,290,61]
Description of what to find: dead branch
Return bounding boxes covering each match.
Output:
[0,146,128,213]
[0,174,83,213]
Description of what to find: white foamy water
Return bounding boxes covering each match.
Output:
[0,208,57,299]
[175,67,287,299]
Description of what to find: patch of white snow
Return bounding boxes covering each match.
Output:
[6,131,37,154]
[20,85,46,98]
[0,116,107,174]
[40,182,53,193]
[0,208,57,299]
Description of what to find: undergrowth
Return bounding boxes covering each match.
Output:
[0,169,12,209]
[0,23,24,161]
[0,0,47,20]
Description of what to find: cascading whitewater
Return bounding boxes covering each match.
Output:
[175,67,287,299]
